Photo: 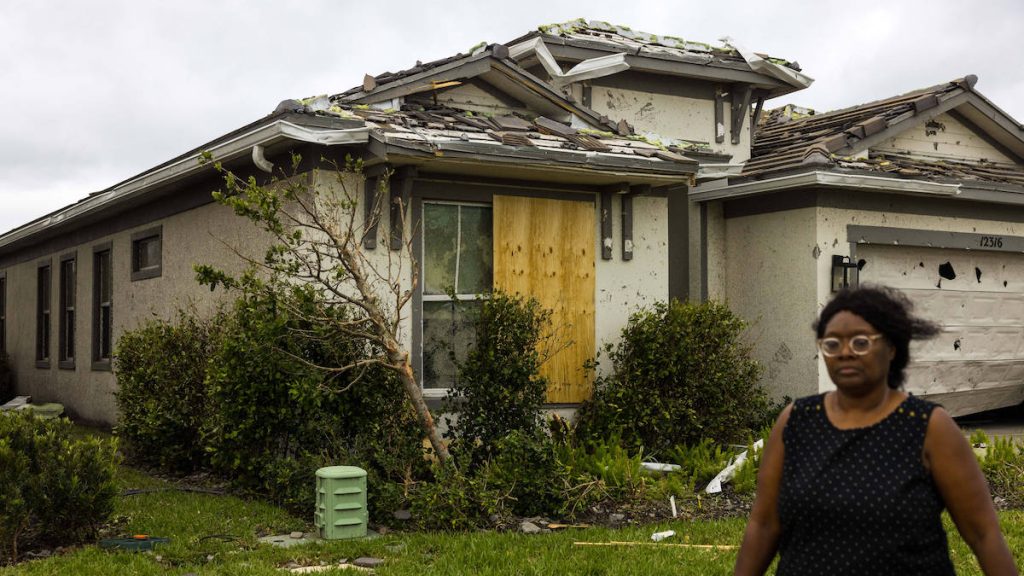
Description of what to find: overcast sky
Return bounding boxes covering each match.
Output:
[2,0,1022,235]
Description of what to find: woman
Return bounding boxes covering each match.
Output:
[734,286,1018,575]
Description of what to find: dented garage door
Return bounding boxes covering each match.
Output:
[858,242,1024,416]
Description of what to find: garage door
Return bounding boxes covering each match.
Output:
[858,242,1024,416]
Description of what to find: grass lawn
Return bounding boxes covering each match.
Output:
[2,446,1022,574]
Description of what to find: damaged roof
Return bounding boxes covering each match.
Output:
[285,97,697,177]
[742,75,1024,186]
[505,19,811,96]
[514,19,801,72]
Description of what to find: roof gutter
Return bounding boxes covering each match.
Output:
[689,170,961,202]
[0,120,369,251]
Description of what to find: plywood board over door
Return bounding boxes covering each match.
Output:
[493,195,595,403]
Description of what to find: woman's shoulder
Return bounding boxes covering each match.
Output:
[903,393,943,416]
[791,393,826,411]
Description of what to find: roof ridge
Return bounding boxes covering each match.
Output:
[763,76,976,128]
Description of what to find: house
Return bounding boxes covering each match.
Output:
[692,75,1024,416]
[0,21,807,425]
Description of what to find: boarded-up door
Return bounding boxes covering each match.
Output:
[493,195,595,403]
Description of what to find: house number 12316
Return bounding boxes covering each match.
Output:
[980,236,1004,248]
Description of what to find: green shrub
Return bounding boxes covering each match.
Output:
[557,436,652,500]
[972,431,1024,506]
[665,438,735,489]
[0,413,118,563]
[0,353,14,404]
[445,291,551,465]
[574,299,769,455]
[202,287,425,518]
[479,429,565,517]
[115,311,221,472]
[409,463,492,531]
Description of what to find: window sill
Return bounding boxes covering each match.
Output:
[91,360,112,372]
[35,360,51,369]
[58,360,75,370]
[131,267,161,282]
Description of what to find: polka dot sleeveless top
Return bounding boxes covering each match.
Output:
[777,393,955,575]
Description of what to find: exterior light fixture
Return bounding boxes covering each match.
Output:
[831,255,859,292]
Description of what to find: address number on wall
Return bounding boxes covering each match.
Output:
[980,236,1005,249]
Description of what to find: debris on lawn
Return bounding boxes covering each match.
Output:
[640,462,682,473]
[705,439,764,493]
[99,535,171,552]
[651,530,676,542]
[547,523,591,530]
[285,563,373,573]
[258,532,319,548]
[573,541,738,550]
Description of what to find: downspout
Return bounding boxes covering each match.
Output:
[252,145,274,173]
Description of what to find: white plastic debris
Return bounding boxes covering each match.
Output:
[704,439,764,494]
[651,530,676,542]
[670,495,678,518]
[640,462,682,473]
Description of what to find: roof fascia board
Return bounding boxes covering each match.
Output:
[838,91,971,156]
[484,61,615,130]
[374,138,696,177]
[958,183,1024,206]
[508,37,564,78]
[342,56,493,105]
[0,121,369,251]
[722,37,813,91]
[956,94,1024,158]
[689,170,960,202]
[382,151,693,186]
[543,43,793,92]
[947,108,1024,163]
[551,52,630,88]
[478,67,573,121]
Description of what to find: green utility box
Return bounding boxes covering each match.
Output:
[315,466,368,540]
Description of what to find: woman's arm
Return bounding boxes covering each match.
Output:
[733,403,792,576]
[925,407,1019,575]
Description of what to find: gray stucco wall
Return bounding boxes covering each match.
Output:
[2,200,264,425]
[586,72,752,163]
[724,206,820,401]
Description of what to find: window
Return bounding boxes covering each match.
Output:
[0,272,6,356]
[92,245,113,370]
[131,226,162,281]
[420,202,492,390]
[58,254,76,369]
[36,261,51,367]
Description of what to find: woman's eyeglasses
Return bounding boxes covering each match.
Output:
[818,334,885,357]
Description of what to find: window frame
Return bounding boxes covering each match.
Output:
[130,225,162,281]
[418,199,493,396]
[92,242,113,371]
[36,259,52,368]
[58,252,77,369]
[0,270,6,357]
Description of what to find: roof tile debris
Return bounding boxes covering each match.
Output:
[740,75,1024,186]
[299,102,697,168]
[516,19,802,72]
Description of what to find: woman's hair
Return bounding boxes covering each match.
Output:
[814,285,940,389]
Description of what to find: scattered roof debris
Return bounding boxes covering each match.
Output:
[741,75,1024,185]
[294,102,696,169]
[518,19,802,72]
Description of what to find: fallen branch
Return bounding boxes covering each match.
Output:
[572,541,738,550]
